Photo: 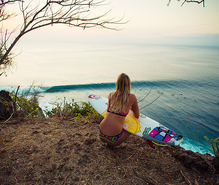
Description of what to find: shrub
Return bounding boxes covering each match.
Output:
[6,85,43,120]
[204,136,219,157]
[44,97,100,121]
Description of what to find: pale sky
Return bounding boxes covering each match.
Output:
[1,0,219,86]
[5,0,219,46]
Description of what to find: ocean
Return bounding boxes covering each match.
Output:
[1,42,219,156]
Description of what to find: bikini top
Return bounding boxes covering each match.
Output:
[107,94,129,117]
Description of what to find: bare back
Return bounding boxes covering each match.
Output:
[99,93,139,136]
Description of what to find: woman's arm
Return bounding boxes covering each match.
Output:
[130,94,139,118]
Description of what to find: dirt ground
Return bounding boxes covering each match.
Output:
[0,117,219,185]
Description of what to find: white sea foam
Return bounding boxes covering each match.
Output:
[180,138,214,156]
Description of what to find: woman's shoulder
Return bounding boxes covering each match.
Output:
[129,93,136,97]
[129,93,137,101]
[108,92,114,98]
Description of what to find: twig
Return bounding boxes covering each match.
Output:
[192,127,213,155]
[125,166,140,168]
[107,155,116,161]
[122,154,133,162]
[14,176,18,184]
[26,109,37,118]
[181,0,205,7]
[61,173,70,185]
[138,86,153,104]
[195,179,200,185]
[180,170,192,185]
[2,104,14,125]
[139,92,163,110]
[133,169,157,185]
[122,168,128,179]
[14,85,20,115]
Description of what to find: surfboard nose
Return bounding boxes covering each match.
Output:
[87,92,92,97]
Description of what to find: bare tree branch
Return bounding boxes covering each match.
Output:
[138,86,153,104]
[168,0,205,7]
[139,92,163,110]
[181,0,205,7]
[0,0,126,71]
[0,0,21,21]
[0,0,206,74]
[0,0,22,6]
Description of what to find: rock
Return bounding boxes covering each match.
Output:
[0,90,45,120]
[37,106,45,118]
[0,90,14,120]
[172,148,210,172]
[213,156,219,172]
[31,96,45,118]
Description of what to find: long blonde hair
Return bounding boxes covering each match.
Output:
[110,73,131,112]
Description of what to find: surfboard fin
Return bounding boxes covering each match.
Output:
[147,140,155,149]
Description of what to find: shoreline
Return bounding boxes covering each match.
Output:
[0,117,218,184]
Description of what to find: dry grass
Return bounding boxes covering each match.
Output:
[0,117,218,185]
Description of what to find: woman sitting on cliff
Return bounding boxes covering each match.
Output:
[99,73,139,149]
